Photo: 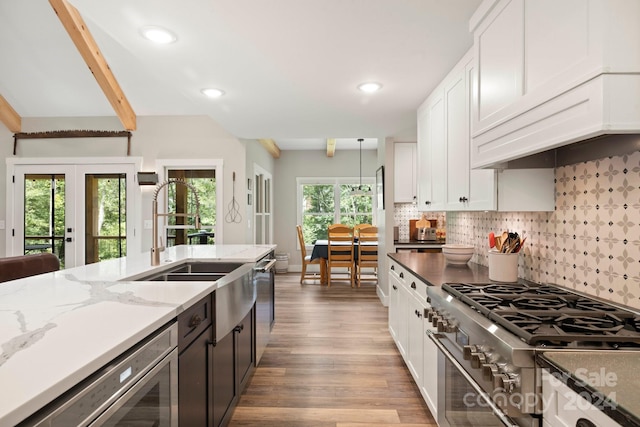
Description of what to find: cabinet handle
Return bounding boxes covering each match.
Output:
[207,339,217,347]
[411,282,416,290]
[391,265,395,271]
[399,272,404,279]
[459,196,468,203]
[392,285,398,290]
[189,314,202,328]
[234,324,245,333]
[424,201,431,205]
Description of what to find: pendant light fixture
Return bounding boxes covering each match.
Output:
[358,138,363,191]
[351,138,370,195]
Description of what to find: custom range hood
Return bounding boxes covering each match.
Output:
[492,133,640,169]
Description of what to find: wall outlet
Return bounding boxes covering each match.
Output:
[144,220,152,229]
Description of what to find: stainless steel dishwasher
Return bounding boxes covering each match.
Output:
[19,322,178,427]
[254,252,276,364]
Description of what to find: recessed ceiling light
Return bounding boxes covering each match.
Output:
[358,82,382,93]
[201,88,225,98]
[140,26,177,44]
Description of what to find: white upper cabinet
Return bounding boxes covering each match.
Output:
[470,0,640,168]
[394,142,417,203]
[417,89,447,211]
[417,48,554,212]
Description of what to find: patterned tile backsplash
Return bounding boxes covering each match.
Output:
[393,204,444,240]
[446,151,640,310]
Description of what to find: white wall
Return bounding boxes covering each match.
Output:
[272,148,378,272]
[1,115,260,257]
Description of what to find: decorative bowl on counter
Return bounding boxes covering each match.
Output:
[442,244,474,265]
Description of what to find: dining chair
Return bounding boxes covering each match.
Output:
[296,225,324,285]
[356,226,378,287]
[353,223,373,238]
[327,225,355,287]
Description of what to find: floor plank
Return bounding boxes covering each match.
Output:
[228,273,437,426]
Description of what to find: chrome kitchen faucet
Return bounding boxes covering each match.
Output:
[151,178,201,266]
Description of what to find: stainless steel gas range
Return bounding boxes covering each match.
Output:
[426,282,640,427]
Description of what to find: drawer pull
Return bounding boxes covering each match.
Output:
[189,314,202,328]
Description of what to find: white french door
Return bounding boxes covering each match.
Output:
[253,165,272,244]
[6,158,140,268]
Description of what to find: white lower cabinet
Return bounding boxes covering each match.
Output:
[388,270,401,342]
[407,293,425,382]
[388,258,438,420]
[396,281,410,358]
[389,261,410,358]
[422,324,438,420]
[541,369,620,427]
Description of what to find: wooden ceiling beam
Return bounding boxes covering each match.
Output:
[49,0,137,130]
[0,94,21,132]
[258,139,281,158]
[326,138,336,157]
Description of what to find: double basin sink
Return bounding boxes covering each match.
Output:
[137,261,245,282]
[131,260,257,340]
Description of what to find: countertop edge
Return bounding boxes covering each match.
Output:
[537,353,640,427]
[0,244,275,426]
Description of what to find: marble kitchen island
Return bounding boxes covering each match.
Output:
[0,244,275,426]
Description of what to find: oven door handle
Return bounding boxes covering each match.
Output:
[427,331,519,427]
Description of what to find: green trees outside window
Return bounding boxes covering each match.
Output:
[300,182,373,244]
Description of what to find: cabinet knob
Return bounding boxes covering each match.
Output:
[424,201,431,205]
[410,282,417,290]
[392,284,398,291]
[459,196,468,203]
[399,272,404,279]
[189,314,202,328]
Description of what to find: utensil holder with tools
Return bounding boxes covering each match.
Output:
[488,250,519,282]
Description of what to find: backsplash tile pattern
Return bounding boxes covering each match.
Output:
[447,151,640,310]
[393,204,444,240]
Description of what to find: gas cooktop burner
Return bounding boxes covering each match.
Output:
[442,282,640,347]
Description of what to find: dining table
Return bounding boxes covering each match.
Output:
[310,239,378,285]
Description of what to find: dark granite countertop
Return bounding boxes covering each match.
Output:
[387,252,492,286]
[538,351,640,427]
[394,239,446,246]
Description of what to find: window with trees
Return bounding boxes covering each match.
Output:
[298,177,375,245]
[166,169,216,246]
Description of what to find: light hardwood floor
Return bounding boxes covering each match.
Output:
[229,273,437,427]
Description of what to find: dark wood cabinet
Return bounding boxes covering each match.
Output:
[212,330,236,427]
[179,324,213,426]
[176,266,263,427]
[177,294,214,427]
[212,307,255,427]
[236,309,255,390]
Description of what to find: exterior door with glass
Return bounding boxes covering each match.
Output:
[8,161,137,268]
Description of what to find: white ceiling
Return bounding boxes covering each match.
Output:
[0,0,481,151]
